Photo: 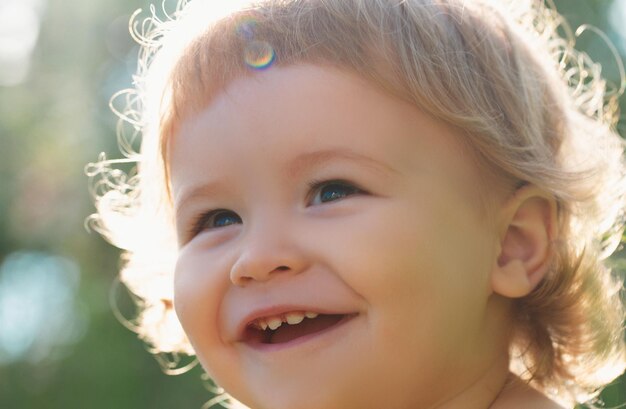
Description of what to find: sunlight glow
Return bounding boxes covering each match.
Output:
[0,0,47,86]
[609,0,626,55]
[0,251,88,365]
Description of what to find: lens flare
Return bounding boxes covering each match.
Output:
[244,40,275,70]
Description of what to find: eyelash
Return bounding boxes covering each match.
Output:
[307,178,363,205]
[187,179,364,238]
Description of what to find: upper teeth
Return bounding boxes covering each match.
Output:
[251,311,319,331]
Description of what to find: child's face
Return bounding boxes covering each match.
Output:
[171,64,508,409]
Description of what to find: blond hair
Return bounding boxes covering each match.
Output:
[87,0,626,405]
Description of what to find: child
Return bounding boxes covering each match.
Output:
[89,0,626,408]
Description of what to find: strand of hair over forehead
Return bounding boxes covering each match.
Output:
[105,0,626,168]
[118,0,626,199]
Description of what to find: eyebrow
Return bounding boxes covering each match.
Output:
[175,181,228,219]
[286,148,399,178]
[175,148,397,217]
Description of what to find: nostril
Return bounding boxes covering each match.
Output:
[230,256,299,286]
[231,265,290,286]
[233,275,253,286]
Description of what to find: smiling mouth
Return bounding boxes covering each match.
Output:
[244,313,355,345]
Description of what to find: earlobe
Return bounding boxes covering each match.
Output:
[491,185,558,298]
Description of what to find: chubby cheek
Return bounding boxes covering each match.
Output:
[321,192,492,358]
[316,198,468,302]
[173,245,236,375]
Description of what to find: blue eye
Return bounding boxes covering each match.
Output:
[310,180,362,205]
[193,209,242,235]
[212,211,242,227]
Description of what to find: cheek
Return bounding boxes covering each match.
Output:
[311,198,471,300]
[174,249,256,399]
[319,191,493,333]
[173,245,229,354]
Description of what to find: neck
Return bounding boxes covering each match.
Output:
[428,352,511,409]
[428,363,566,409]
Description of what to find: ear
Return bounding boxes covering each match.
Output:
[491,184,558,298]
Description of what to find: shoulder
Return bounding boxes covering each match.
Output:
[490,375,569,409]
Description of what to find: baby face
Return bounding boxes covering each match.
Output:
[171,64,506,409]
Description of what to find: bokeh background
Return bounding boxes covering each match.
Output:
[0,0,624,408]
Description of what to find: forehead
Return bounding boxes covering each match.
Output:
[173,65,409,156]
[170,64,489,213]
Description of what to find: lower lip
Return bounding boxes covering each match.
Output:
[240,313,358,354]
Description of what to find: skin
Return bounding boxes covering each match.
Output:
[170,64,564,409]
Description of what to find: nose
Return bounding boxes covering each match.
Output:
[229,224,309,286]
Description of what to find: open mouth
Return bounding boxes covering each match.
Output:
[243,312,356,345]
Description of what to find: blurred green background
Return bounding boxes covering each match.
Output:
[0,0,624,408]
